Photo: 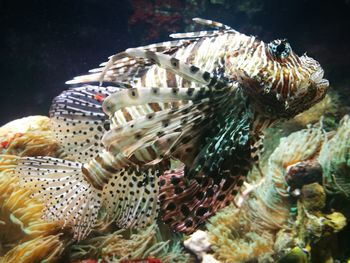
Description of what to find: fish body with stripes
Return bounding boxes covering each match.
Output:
[15,18,329,240]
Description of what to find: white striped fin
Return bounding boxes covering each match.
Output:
[50,85,123,162]
[102,97,220,162]
[15,157,102,241]
[102,85,222,117]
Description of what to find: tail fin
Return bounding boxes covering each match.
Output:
[16,156,102,241]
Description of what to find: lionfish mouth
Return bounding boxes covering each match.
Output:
[308,69,329,103]
[241,68,329,119]
[313,77,329,92]
[310,67,329,89]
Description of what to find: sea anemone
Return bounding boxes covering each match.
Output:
[205,125,326,262]
[0,116,66,262]
[318,115,350,196]
[69,223,194,262]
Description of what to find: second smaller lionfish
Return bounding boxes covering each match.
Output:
[15,18,328,240]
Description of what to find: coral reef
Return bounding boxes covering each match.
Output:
[260,90,342,165]
[183,230,219,263]
[0,116,66,262]
[69,223,193,263]
[204,126,325,262]
[1,111,349,263]
[319,115,350,196]
[184,117,350,262]
[0,116,194,262]
[1,235,65,263]
[129,0,182,40]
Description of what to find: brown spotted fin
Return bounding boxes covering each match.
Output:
[159,167,244,233]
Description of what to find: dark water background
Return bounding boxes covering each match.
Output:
[1,0,350,125]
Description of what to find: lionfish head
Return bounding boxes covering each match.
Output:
[235,38,329,119]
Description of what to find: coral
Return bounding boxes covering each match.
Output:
[300,183,326,212]
[276,246,309,263]
[266,117,350,262]
[0,235,64,263]
[293,91,342,130]
[128,0,183,40]
[318,115,350,196]
[1,113,349,262]
[206,204,274,262]
[0,116,194,263]
[260,91,341,165]
[291,182,347,262]
[183,230,214,261]
[203,125,332,262]
[69,223,193,262]
[0,116,66,262]
[0,116,61,157]
[128,0,208,42]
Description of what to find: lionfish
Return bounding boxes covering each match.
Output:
[15,18,328,240]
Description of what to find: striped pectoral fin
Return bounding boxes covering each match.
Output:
[159,167,243,233]
[102,110,187,163]
[125,48,230,89]
[102,99,216,165]
[50,85,123,162]
[15,156,102,241]
[102,165,165,229]
[102,85,230,166]
[102,84,228,117]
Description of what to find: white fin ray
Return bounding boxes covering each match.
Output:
[102,85,226,117]
[66,40,193,85]
[16,157,102,241]
[102,82,238,162]
[125,48,230,88]
[103,97,222,162]
[170,18,236,39]
[50,85,122,162]
[192,17,235,31]
[170,30,224,39]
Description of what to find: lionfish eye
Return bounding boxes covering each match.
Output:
[265,106,274,114]
[268,39,292,59]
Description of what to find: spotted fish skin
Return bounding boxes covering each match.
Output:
[16,18,329,238]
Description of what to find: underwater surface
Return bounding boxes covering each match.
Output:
[1,0,350,262]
